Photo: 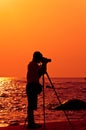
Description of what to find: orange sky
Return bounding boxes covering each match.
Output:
[0,0,86,78]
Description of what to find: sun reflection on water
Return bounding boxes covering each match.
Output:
[0,77,27,126]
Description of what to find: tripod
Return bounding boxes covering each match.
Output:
[42,72,74,130]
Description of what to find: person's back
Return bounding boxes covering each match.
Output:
[27,61,41,83]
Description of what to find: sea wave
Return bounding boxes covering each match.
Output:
[0,77,86,126]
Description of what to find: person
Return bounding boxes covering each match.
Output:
[26,51,46,129]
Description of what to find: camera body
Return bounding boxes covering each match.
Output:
[41,57,51,63]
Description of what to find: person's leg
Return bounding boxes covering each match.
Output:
[28,107,34,126]
[26,84,35,126]
[26,84,42,128]
[27,94,37,126]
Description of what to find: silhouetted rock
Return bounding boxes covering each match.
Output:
[51,99,86,110]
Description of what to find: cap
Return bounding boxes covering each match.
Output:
[33,51,43,61]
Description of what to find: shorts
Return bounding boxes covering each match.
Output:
[26,83,38,110]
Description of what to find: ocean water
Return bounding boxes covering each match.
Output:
[0,77,86,126]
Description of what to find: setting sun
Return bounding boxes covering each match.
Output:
[0,0,13,7]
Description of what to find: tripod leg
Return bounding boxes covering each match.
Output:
[42,74,46,129]
[45,72,74,130]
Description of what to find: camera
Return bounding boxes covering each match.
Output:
[41,57,51,63]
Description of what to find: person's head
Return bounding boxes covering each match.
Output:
[33,51,43,63]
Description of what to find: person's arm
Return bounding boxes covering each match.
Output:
[38,63,47,77]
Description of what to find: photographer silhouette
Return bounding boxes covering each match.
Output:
[26,51,48,129]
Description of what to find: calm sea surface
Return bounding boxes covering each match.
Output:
[0,77,86,126]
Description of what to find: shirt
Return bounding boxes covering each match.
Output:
[27,61,42,83]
